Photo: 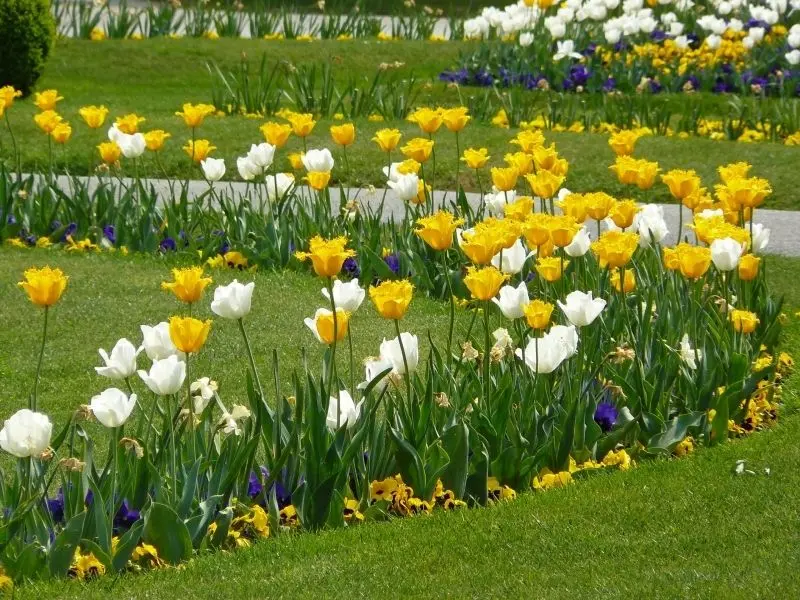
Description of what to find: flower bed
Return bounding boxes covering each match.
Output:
[0,85,794,590]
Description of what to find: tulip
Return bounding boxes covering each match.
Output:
[383,160,420,182]
[33,89,63,111]
[175,103,216,128]
[117,132,146,159]
[611,269,636,293]
[34,110,62,134]
[485,190,515,215]
[491,239,531,274]
[211,280,255,319]
[492,282,529,320]
[326,390,363,430]
[237,156,261,181]
[306,171,331,191]
[162,266,212,304]
[183,139,216,163]
[372,128,402,152]
[18,266,68,307]
[295,235,356,278]
[503,197,534,222]
[464,266,509,301]
[98,141,121,165]
[730,309,759,334]
[679,334,701,370]
[358,356,393,394]
[387,173,420,202]
[78,105,108,129]
[301,148,335,173]
[260,122,292,148]
[564,227,591,257]
[287,112,316,137]
[322,279,365,313]
[96,338,141,379]
[140,322,183,361]
[380,332,419,375]
[536,257,569,282]
[662,169,701,201]
[750,223,770,253]
[608,199,639,229]
[169,316,212,354]
[369,279,414,320]
[400,138,434,163]
[201,157,226,182]
[246,142,276,171]
[635,204,669,247]
[738,254,760,281]
[138,354,187,395]
[592,231,640,269]
[491,167,519,192]
[459,227,504,265]
[330,123,355,146]
[549,324,579,357]
[409,107,443,134]
[90,388,137,428]
[607,130,640,156]
[558,290,606,327]
[144,130,170,152]
[51,123,72,144]
[191,377,218,413]
[585,192,616,221]
[442,107,470,132]
[461,147,490,169]
[0,86,22,110]
[515,334,566,374]
[265,173,295,202]
[304,308,350,344]
[677,246,712,280]
[526,171,564,199]
[115,114,146,134]
[0,409,52,458]
[718,162,751,184]
[524,299,554,330]
[415,211,464,251]
[711,237,744,271]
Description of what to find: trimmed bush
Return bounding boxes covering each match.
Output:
[0,0,55,96]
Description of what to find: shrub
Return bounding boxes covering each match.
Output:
[0,0,55,96]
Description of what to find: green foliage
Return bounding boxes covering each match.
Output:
[0,0,55,95]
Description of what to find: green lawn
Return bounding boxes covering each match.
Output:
[3,39,799,209]
[2,247,800,598]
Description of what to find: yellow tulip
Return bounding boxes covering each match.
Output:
[610,269,636,293]
[306,171,331,191]
[144,130,171,152]
[532,145,568,176]
[441,107,470,133]
[503,196,534,222]
[115,114,146,134]
[330,123,355,146]
[504,152,534,176]
[175,103,216,128]
[608,199,640,229]
[555,193,588,223]
[415,211,464,251]
[607,130,641,156]
[288,152,305,170]
[33,89,63,111]
[460,227,504,265]
[609,156,639,185]
[662,169,702,201]
[18,266,68,307]
[0,86,22,110]
[97,141,122,165]
[526,171,564,199]
[169,316,212,354]
[461,147,490,169]
[677,245,712,280]
[591,231,640,269]
[50,122,72,144]
[464,266,508,301]
[730,309,759,334]
[584,192,617,221]
[161,267,213,304]
[510,130,545,153]
[183,139,216,163]
[260,122,292,148]
[372,128,402,152]
[523,299,554,330]
[738,254,760,281]
[535,257,569,282]
[635,159,660,190]
[523,213,553,248]
[547,215,579,248]
[79,105,109,129]
[717,162,751,184]
[369,279,414,319]
[491,167,519,192]
[714,177,772,210]
[287,112,316,137]
[34,111,62,134]
[295,235,356,278]
[401,138,434,163]
[408,107,443,134]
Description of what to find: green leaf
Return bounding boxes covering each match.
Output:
[111,519,144,573]
[646,412,704,453]
[48,511,86,577]
[143,502,193,565]
[440,423,469,499]
[177,458,202,519]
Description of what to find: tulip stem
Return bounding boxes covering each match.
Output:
[238,318,266,405]
[30,307,49,412]
[483,300,491,406]
[394,319,412,403]
[4,112,19,175]
[443,251,455,369]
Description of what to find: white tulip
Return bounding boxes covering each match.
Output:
[748,26,765,43]
[564,227,591,257]
[786,50,800,65]
[95,338,141,380]
[237,156,260,181]
[0,409,52,458]
[321,279,365,313]
[557,290,606,327]
[211,280,255,319]
[90,388,137,428]
[491,239,531,274]
[118,133,146,159]
[358,356,393,394]
[711,237,744,271]
[515,335,568,374]
[382,162,408,183]
[247,142,275,171]
[679,334,702,370]
[138,354,186,396]
[635,204,668,247]
[301,148,334,172]
[265,173,295,202]
[548,324,579,357]
[107,124,123,143]
[380,333,419,376]
[326,390,363,431]
[519,32,534,47]
[201,158,226,182]
[191,377,218,413]
[750,223,770,253]
[492,282,529,320]
[485,189,515,215]
[387,173,420,202]
[553,39,582,60]
[140,322,183,361]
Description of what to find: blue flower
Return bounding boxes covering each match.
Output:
[603,77,617,92]
[384,253,400,275]
[102,225,116,245]
[594,401,619,432]
[62,222,77,241]
[46,488,65,523]
[5,213,16,225]
[159,237,177,252]
[342,257,360,279]
[114,500,140,532]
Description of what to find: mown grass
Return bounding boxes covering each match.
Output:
[5,248,799,599]
[3,39,800,209]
